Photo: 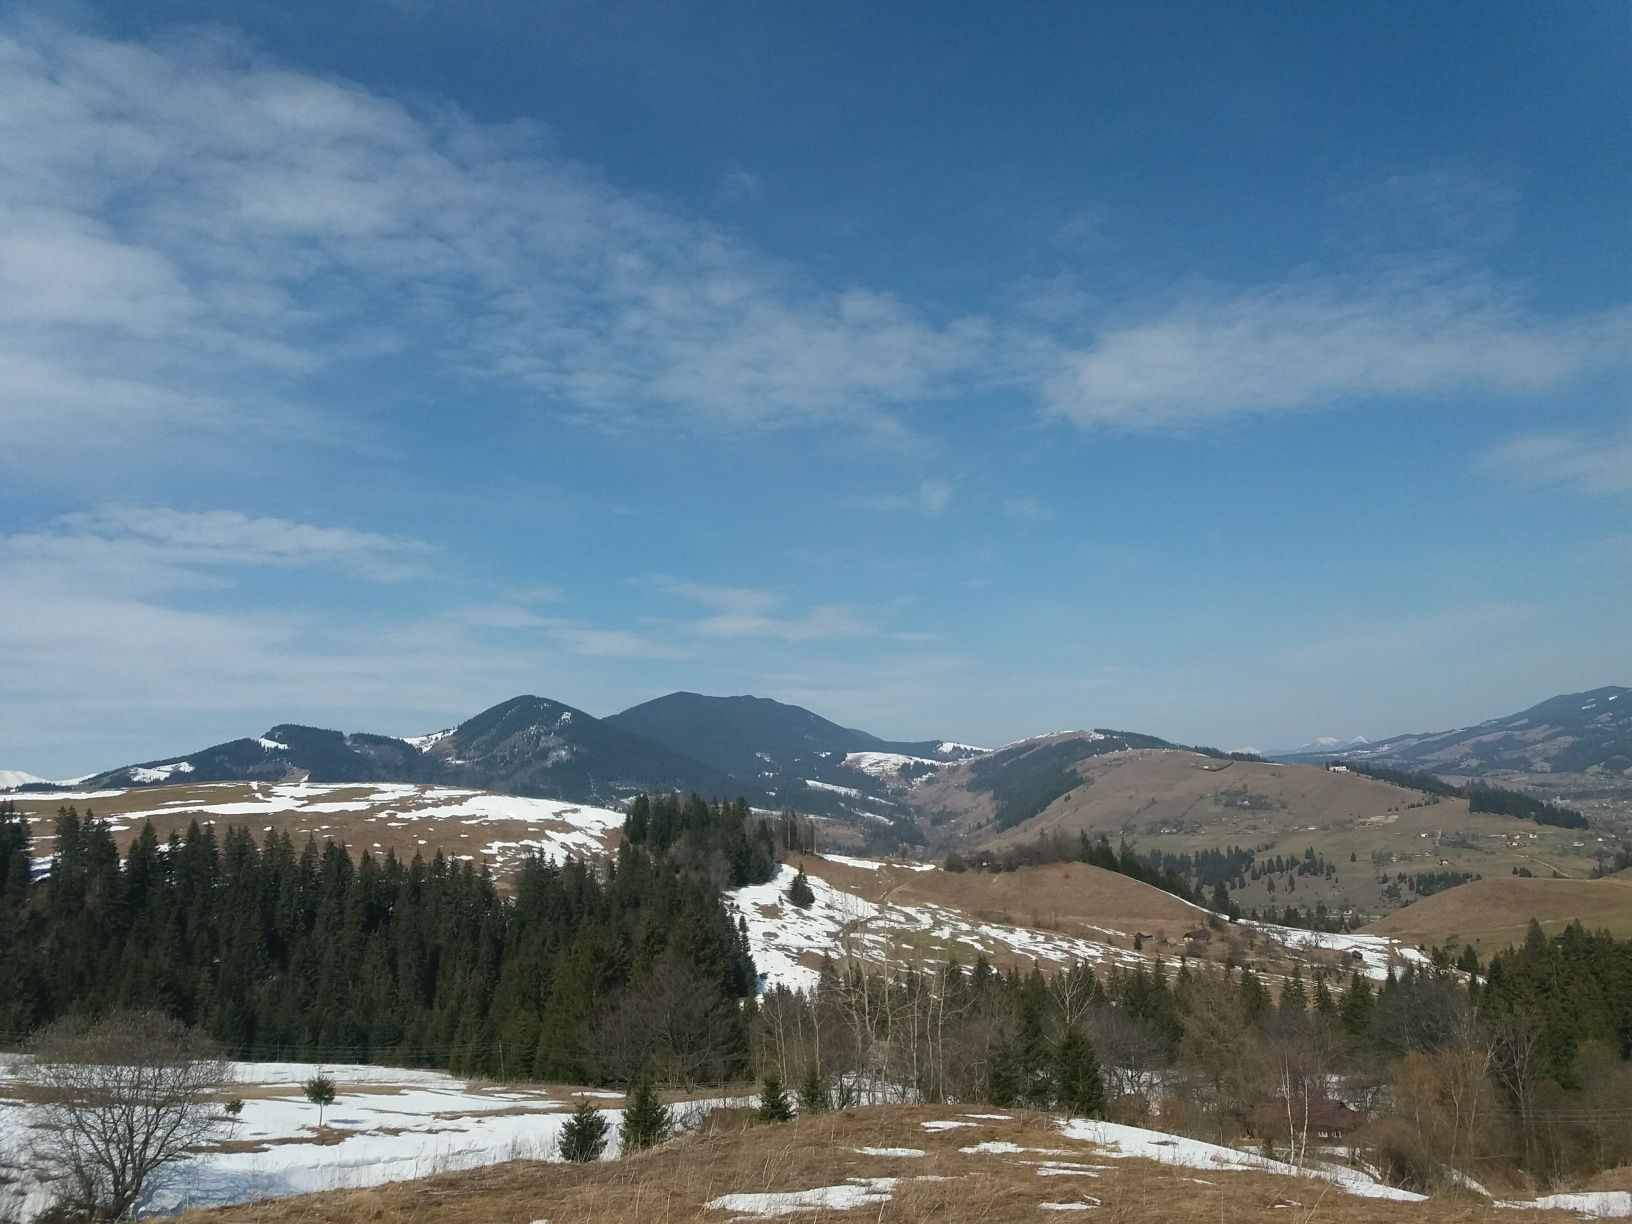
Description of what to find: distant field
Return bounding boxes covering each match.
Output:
[919,749,1611,922]
[2,781,623,882]
[1363,876,1632,951]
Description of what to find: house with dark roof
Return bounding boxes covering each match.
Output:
[1246,1096,1365,1141]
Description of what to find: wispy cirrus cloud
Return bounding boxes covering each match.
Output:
[1480,419,1632,497]
[4,505,433,585]
[3,17,1624,467]
[645,577,875,641]
[1044,269,1631,430]
[0,20,984,461]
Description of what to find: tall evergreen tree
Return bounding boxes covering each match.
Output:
[1052,1029,1105,1118]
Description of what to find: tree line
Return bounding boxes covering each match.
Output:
[0,797,763,1084]
[754,920,1630,1189]
[1347,763,1588,829]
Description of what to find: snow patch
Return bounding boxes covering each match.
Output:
[1498,1191,1632,1218]
[405,728,454,750]
[1057,1119,1425,1202]
[706,1178,900,1217]
[128,761,195,783]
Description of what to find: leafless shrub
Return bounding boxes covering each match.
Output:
[21,1010,233,1221]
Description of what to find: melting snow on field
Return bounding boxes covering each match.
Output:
[1055,1119,1426,1202]
[0,1061,744,1219]
[50,783,624,867]
[705,1178,900,1217]
[1498,1192,1632,1218]
[1245,924,1433,982]
[727,864,1159,992]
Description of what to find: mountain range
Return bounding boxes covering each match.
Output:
[8,692,981,824]
[1276,686,1632,780]
[5,687,1627,831]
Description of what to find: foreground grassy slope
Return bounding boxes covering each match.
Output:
[918,748,1607,920]
[1364,875,1632,950]
[170,1105,1591,1224]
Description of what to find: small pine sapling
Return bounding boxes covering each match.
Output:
[756,1071,794,1123]
[559,1098,610,1162]
[618,1080,671,1153]
[796,1064,828,1114]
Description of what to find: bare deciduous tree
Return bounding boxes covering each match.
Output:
[587,956,745,1086]
[23,1010,233,1221]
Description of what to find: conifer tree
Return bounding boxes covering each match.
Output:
[559,1098,610,1161]
[757,1071,794,1122]
[618,1080,671,1153]
[985,1039,1020,1108]
[786,867,815,909]
[797,1064,828,1114]
[1339,972,1374,1039]
[1052,1028,1105,1118]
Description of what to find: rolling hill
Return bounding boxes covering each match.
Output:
[911,739,1616,923]
[1278,688,1632,829]
[1363,875,1632,951]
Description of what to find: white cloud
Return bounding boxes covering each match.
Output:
[1480,420,1632,496]
[1002,496,1053,521]
[545,624,691,660]
[646,577,875,641]
[3,506,431,585]
[1045,269,1631,429]
[842,478,954,515]
[0,21,983,460]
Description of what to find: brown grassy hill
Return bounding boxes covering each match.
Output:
[1363,875,1632,951]
[914,748,1607,922]
[811,855,1206,935]
[169,1104,1586,1224]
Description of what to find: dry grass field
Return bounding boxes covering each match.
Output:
[168,1106,1593,1224]
[1364,875,1632,950]
[812,855,1206,935]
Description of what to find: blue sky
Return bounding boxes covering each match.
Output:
[2,1,1628,777]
